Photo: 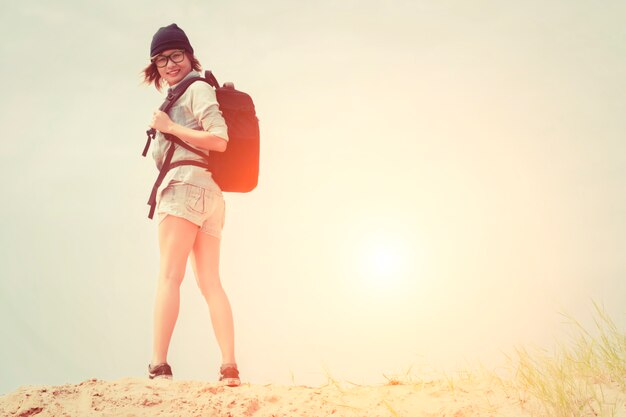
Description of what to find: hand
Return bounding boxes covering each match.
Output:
[150,111,174,134]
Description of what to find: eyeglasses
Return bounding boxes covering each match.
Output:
[151,50,185,68]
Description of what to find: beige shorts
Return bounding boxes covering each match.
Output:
[157,182,225,239]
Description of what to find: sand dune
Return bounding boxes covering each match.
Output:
[3,373,624,417]
[0,375,541,417]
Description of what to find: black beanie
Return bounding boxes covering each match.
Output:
[150,24,194,57]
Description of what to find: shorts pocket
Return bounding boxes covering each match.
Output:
[185,185,207,214]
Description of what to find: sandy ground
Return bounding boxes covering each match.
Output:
[0,376,530,417]
[1,376,624,417]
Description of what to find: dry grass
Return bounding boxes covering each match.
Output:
[505,301,626,417]
[372,301,625,416]
[383,366,415,386]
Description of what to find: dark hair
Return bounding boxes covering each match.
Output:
[142,51,202,92]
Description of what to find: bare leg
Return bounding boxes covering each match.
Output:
[152,215,199,366]
[190,231,236,365]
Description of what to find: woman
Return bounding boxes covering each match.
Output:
[142,23,240,387]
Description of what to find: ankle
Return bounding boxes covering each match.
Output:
[151,359,168,368]
[220,362,237,371]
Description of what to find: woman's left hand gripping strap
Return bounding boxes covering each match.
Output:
[142,128,157,157]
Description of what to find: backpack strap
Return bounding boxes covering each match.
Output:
[141,76,207,157]
[204,70,220,89]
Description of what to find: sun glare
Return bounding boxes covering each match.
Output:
[331,219,425,297]
[358,238,416,290]
[371,246,402,277]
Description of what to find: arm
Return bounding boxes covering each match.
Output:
[151,110,228,152]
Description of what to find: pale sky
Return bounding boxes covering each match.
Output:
[1,0,625,395]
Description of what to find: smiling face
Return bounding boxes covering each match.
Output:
[153,49,193,86]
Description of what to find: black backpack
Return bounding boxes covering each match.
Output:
[142,70,260,219]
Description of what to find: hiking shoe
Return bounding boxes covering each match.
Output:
[148,363,173,380]
[219,365,240,387]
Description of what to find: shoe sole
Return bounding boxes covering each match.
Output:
[220,378,241,387]
[149,375,173,380]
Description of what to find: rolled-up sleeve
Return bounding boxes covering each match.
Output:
[189,82,229,141]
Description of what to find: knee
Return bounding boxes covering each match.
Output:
[197,274,223,299]
[159,269,185,288]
